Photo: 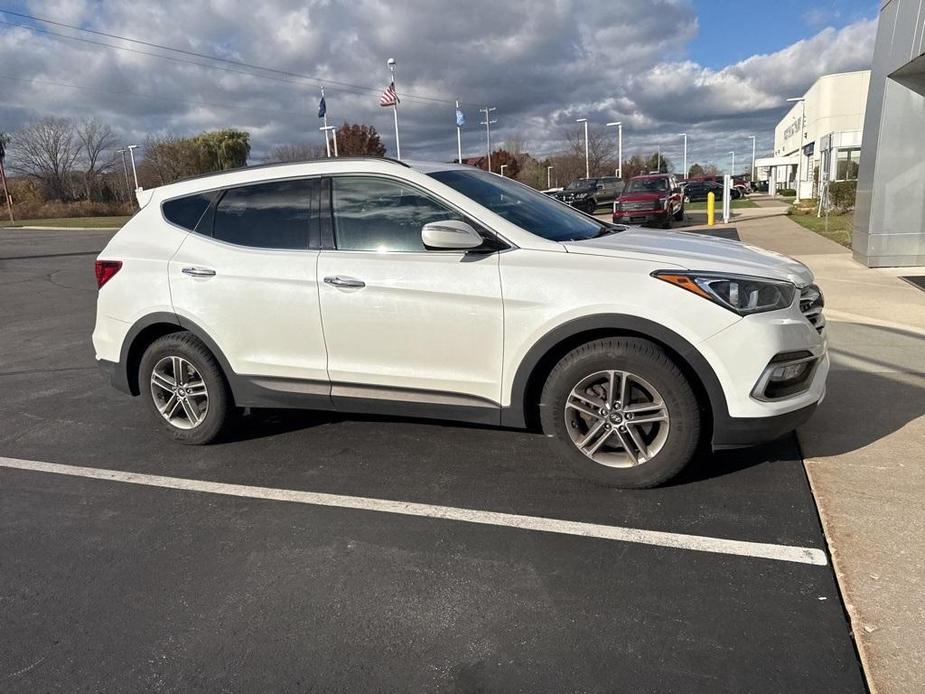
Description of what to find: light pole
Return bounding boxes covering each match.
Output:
[786,97,806,201]
[606,121,622,178]
[680,133,687,178]
[499,164,507,177]
[547,165,553,189]
[320,126,338,156]
[387,58,401,160]
[748,135,756,184]
[126,144,140,191]
[480,106,497,172]
[657,144,661,173]
[729,151,735,176]
[576,118,589,179]
[117,148,130,200]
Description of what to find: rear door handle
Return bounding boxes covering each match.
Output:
[324,275,365,288]
[182,266,216,278]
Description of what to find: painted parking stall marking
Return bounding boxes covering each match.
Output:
[0,456,828,566]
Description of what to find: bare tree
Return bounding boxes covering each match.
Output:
[9,117,81,200]
[565,125,618,178]
[76,118,117,202]
[265,142,326,163]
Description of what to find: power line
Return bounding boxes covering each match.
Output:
[0,9,475,107]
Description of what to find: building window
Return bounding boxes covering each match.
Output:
[836,148,861,181]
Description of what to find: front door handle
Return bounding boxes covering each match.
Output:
[324,275,365,288]
[182,266,216,278]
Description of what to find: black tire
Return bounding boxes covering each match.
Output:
[585,199,597,214]
[539,337,700,488]
[138,332,232,445]
[674,204,685,221]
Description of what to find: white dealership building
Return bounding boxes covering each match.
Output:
[756,70,870,200]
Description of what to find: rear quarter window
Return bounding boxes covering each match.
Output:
[162,193,214,232]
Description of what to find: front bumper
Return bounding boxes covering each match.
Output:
[613,209,668,225]
[712,401,820,448]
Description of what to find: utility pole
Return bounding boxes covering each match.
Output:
[321,86,331,157]
[0,136,13,222]
[748,135,756,183]
[576,118,589,179]
[480,106,497,172]
[606,122,622,178]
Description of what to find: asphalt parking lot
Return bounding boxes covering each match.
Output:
[0,228,865,692]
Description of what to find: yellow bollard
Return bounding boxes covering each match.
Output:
[707,191,715,226]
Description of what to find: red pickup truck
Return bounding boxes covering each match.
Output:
[612,174,685,228]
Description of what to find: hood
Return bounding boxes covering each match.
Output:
[563,228,814,286]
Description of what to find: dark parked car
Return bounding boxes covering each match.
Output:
[613,174,684,227]
[554,176,624,213]
[681,180,724,202]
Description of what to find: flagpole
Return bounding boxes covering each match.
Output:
[321,86,331,158]
[456,99,462,164]
[388,58,401,160]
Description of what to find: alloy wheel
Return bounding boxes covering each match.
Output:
[150,355,209,430]
[564,369,670,468]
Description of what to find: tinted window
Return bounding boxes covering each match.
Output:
[213,179,312,249]
[162,193,213,231]
[430,169,611,242]
[331,176,463,252]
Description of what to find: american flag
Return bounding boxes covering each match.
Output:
[379,81,399,107]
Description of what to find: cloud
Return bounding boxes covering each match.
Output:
[0,1,876,169]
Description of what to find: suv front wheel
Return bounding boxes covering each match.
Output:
[540,337,700,488]
[139,332,232,445]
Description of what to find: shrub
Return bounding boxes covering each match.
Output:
[778,188,797,197]
[827,181,857,211]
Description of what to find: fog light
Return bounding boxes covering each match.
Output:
[752,351,819,401]
[769,362,811,382]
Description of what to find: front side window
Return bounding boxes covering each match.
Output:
[331,176,463,252]
[429,169,609,242]
[212,179,313,249]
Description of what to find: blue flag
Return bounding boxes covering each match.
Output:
[456,108,465,127]
[318,96,326,119]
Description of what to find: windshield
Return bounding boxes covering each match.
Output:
[429,169,612,242]
[625,178,669,193]
[564,179,595,191]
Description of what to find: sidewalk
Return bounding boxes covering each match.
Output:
[689,208,925,694]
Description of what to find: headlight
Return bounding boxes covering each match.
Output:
[652,271,796,315]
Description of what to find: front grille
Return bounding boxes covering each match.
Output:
[800,284,825,333]
[622,201,654,211]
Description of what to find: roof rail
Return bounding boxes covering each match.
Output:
[167,156,410,186]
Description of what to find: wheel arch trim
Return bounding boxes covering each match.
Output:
[502,314,729,441]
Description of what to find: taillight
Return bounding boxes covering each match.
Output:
[95,260,122,289]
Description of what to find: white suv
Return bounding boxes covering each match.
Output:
[93,158,827,488]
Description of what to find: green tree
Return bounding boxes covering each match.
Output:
[687,163,705,178]
[193,129,250,171]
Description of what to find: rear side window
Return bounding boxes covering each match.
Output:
[162,193,213,231]
[213,179,313,249]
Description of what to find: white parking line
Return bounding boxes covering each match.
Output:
[1,456,828,566]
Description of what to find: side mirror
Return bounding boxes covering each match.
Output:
[421,220,483,250]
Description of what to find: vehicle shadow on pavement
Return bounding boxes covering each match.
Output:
[800,321,925,457]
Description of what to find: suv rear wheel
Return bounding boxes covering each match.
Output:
[540,337,700,488]
[139,332,232,445]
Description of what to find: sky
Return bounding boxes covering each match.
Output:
[0,0,879,171]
